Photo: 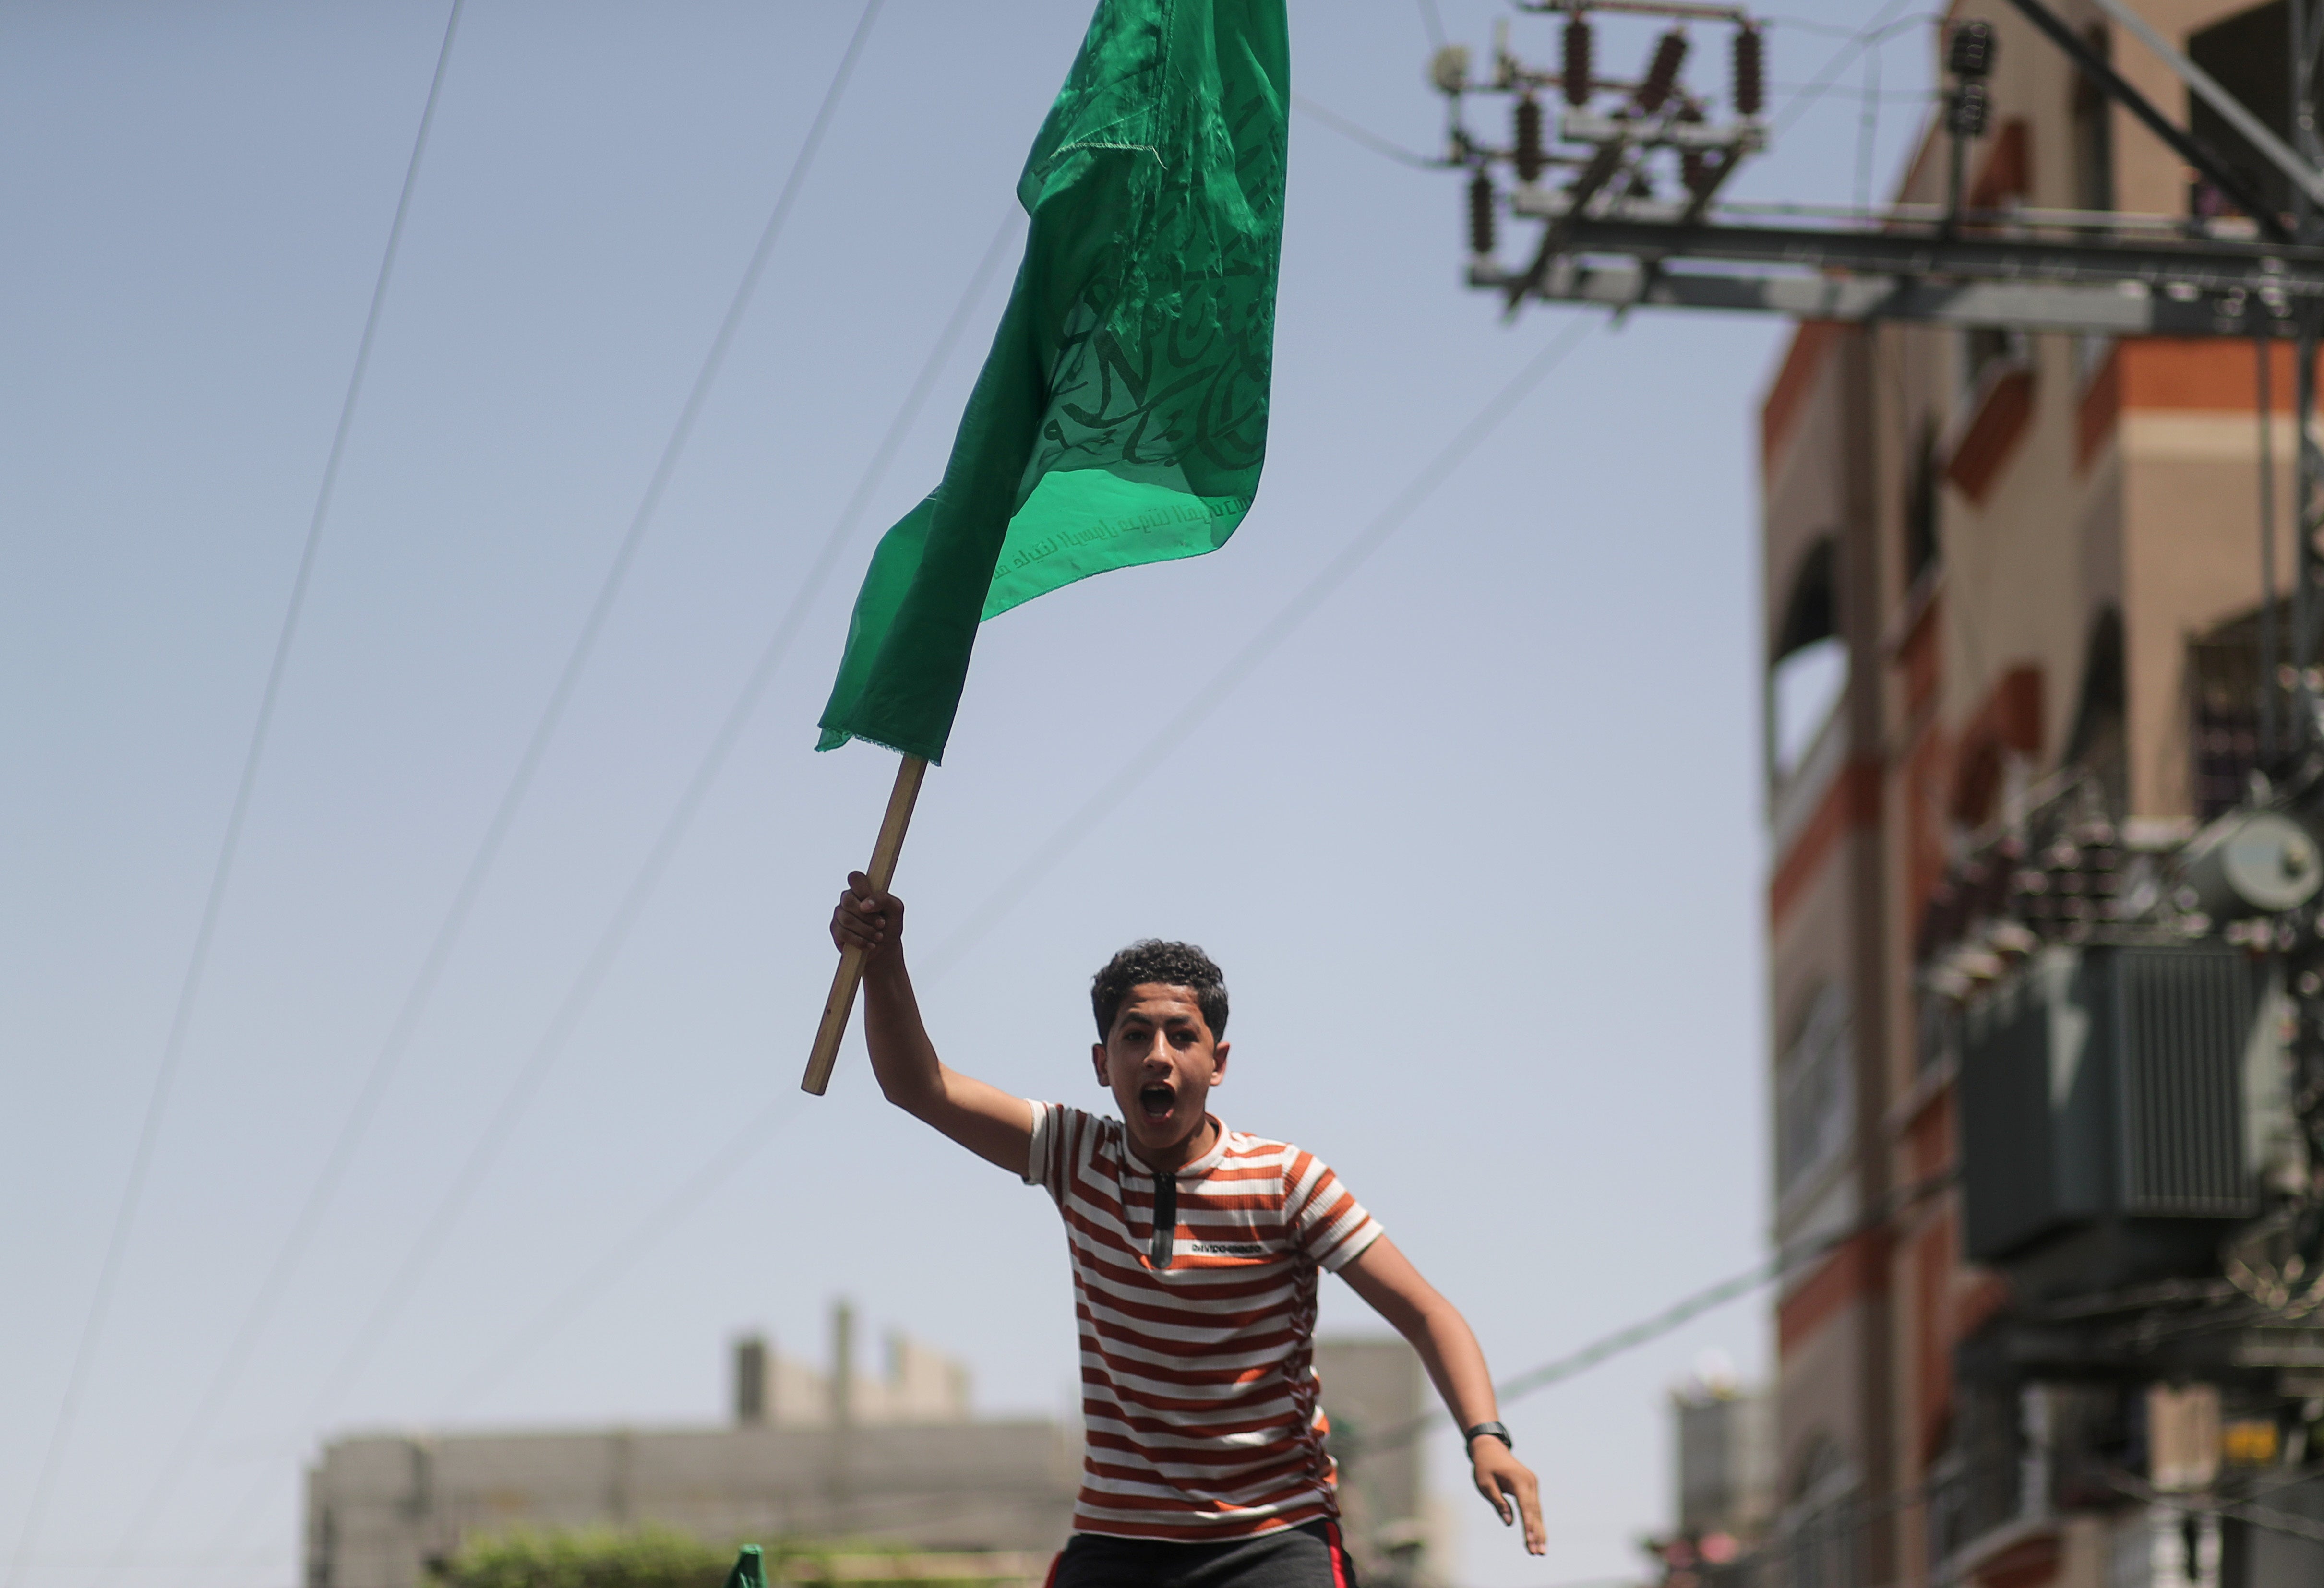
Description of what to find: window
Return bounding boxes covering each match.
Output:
[2065,607,2126,815]
[1905,422,1941,586]
[1770,537,1847,779]
[1959,327,2025,406]
[2189,2,2291,223]
[1777,983,1854,1197]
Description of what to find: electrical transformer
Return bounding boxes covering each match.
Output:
[1958,944,2289,1297]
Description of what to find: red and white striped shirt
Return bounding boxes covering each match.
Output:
[1024,1102,1385,1541]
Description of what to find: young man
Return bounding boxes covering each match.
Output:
[832,872,1546,1586]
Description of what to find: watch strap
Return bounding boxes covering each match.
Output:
[1464,1420,1514,1451]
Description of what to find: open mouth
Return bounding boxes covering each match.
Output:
[1138,1083,1175,1123]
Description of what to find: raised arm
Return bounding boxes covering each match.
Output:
[830,872,1034,1174]
[1340,1236,1546,1555]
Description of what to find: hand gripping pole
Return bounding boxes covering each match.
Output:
[801,754,927,1096]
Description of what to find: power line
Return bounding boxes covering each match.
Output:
[1298,17,1933,183]
[441,1097,811,1411]
[432,204,1024,1418]
[1293,93,1443,170]
[340,287,1595,1435]
[405,267,1597,1426]
[1414,0,1448,54]
[1342,1172,1958,1462]
[1852,21,1883,213]
[1,7,467,1585]
[199,210,1586,1580]
[143,0,888,1564]
[190,107,1000,1588]
[1771,3,1928,137]
[919,311,1598,983]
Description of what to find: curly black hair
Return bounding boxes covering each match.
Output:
[1090,940,1228,1040]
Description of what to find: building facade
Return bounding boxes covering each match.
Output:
[1760,4,2324,1586]
[304,1310,1441,1588]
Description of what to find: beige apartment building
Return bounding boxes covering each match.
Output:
[304,1313,1443,1588]
[1759,3,2313,1587]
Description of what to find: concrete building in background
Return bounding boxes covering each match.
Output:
[1648,1375,1775,1587]
[1313,1337,1456,1588]
[304,1305,1439,1588]
[1673,1380,1774,1549]
[305,1303,1072,1588]
[1760,3,2324,1587]
[727,1311,970,1430]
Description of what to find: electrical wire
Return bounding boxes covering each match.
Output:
[2110,1472,2324,1550]
[1852,22,1882,214]
[439,1096,813,1412]
[368,301,1602,1440]
[318,204,1019,1431]
[188,195,1004,1581]
[1309,16,1934,187]
[1414,0,1448,54]
[155,7,1897,1553]
[1771,3,1927,138]
[1293,93,1444,169]
[0,8,467,1586]
[1774,83,1939,102]
[918,311,1598,983]
[330,271,1602,1446]
[144,0,888,1566]
[1337,1171,1957,1463]
[428,203,1023,1417]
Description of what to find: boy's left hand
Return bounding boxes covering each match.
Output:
[1471,1437,1546,1555]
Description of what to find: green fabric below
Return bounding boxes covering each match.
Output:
[816,0,1288,763]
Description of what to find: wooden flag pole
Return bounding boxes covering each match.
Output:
[802,753,928,1096]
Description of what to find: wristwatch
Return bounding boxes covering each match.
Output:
[1464,1421,1514,1452]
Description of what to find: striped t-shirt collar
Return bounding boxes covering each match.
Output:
[1124,1112,1228,1180]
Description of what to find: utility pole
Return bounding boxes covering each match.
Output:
[1437,0,2324,752]
[1431,6,2324,1584]
[2296,0,2324,740]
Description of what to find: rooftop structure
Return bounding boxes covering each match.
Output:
[305,1308,1442,1588]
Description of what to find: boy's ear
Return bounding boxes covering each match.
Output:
[1091,1043,1110,1086]
[1209,1041,1230,1085]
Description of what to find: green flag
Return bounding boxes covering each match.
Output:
[724,1545,766,1588]
[816,0,1288,763]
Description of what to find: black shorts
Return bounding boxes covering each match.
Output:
[1045,1520,1357,1588]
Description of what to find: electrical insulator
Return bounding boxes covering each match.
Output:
[1514,96,1545,183]
[1948,20,1996,80]
[1732,26,1763,117]
[1635,30,1688,115]
[1428,44,1471,96]
[1677,103,1711,194]
[1562,14,1593,107]
[1468,168,1496,255]
[1948,81,1990,138]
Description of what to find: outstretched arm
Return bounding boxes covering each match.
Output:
[830,872,1033,1174]
[1340,1236,1546,1555]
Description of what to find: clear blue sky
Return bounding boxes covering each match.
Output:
[0,4,1933,1585]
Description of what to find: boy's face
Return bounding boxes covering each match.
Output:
[1092,982,1229,1161]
